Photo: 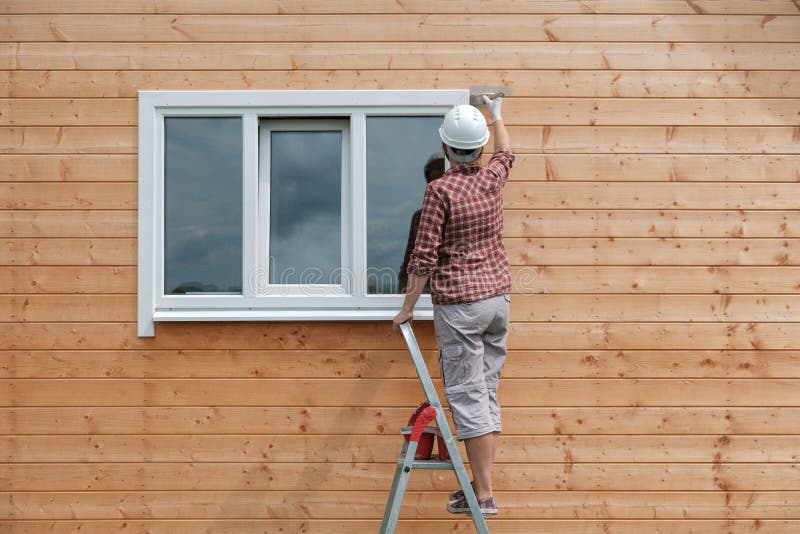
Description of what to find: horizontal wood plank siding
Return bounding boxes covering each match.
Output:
[2,491,798,520]
[1,519,798,533]
[1,2,798,532]
[2,14,800,42]
[1,0,799,14]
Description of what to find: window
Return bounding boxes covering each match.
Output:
[164,117,243,295]
[259,119,349,292]
[138,90,467,336]
[366,116,444,294]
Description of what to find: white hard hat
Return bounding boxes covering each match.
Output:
[439,104,489,150]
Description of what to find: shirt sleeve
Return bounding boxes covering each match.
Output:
[482,149,515,189]
[407,183,446,277]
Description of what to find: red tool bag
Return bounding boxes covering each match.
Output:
[402,401,450,461]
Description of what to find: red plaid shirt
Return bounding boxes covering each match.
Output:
[407,150,515,305]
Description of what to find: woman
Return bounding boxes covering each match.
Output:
[393,94,512,516]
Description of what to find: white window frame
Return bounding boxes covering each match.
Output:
[138,90,468,337]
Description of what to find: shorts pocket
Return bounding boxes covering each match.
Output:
[439,343,465,387]
[503,293,511,303]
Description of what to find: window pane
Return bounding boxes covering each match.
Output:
[269,130,342,285]
[366,116,444,294]
[164,117,242,295]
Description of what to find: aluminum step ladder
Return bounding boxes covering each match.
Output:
[379,322,491,534]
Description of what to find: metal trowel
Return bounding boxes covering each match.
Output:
[469,86,513,107]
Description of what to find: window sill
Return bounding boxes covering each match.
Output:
[141,307,433,336]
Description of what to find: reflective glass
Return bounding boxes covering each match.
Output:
[164,117,242,295]
[269,130,342,285]
[366,116,444,294]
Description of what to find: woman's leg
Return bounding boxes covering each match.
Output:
[464,432,495,500]
[479,295,510,497]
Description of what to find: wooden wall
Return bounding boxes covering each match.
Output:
[2,1,799,532]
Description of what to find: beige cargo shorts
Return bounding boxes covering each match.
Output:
[433,293,510,441]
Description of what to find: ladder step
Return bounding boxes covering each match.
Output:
[399,425,439,436]
[396,454,454,470]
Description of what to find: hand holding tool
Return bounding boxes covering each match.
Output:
[481,94,503,122]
